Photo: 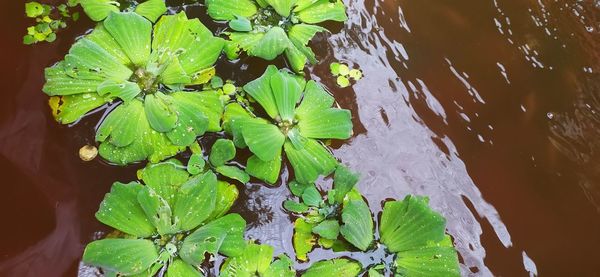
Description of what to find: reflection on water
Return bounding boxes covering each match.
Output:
[0,0,599,276]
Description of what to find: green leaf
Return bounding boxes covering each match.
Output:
[283,200,309,213]
[380,196,447,252]
[210,139,236,166]
[349,69,363,80]
[104,12,152,66]
[301,185,322,207]
[283,139,337,184]
[216,165,250,184]
[165,92,213,146]
[97,101,183,164]
[338,64,350,75]
[187,153,206,175]
[249,27,290,60]
[295,81,334,118]
[265,0,295,17]
[180,214,246,265]
[270,71,302,121]
[135,0,167,23]
[83,239,159,275]
[25,2,44,17]
[144,93,178,133]
[298,108,352,140]
[43,63,103,96]
[139,160,190,207]
[48,94,110,124]
[97,80,141,102]
[337,76,350,88]
[340,199,373,251]
[221,243,296,277]
[208,181,239,220]
[296,0,347,24]
[95,182,155,237]
[293,218,316,262]
[245,152,282,185]
[332,165,359,203]
[394,237,460,277]
[229,15,252,32]
[166,259,203,277]
[64,38,133,81]
[174,171,217,231]
[223,103,252,148]
[242,118,285,161]
[301,258,362,277]
[79,0,120,21]
[137,186,176,235]
[205,0,258,20]
[312,220,340,240]
[86,24,131,65]
[288,180,309,197]
[284,44,308,73]
[243,65,279,118]
[330,62,341,75]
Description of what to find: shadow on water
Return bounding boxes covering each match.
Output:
[0,0,599,276]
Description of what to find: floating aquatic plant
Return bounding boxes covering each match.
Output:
[79,0,167,22]
[44,11,225,165]
[82,160,245,276]
[330,62,362,88]
[205,0,347,73]
[186,139,251,184]
[23,1,79,45]
[284,168,460,276]
[223,65,353,184]
[220,242,296,276]
[301,258,362,277]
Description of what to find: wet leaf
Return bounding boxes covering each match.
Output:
[216,165,250,184]
[242,118,285,162]
[209,139,236,167]
[245,152,282,185]
[173,171,217,231]
[301,258,362,277]
[221,243,296,277]
[293,218,316,262]
[340,199,374,251]
[25,2,44,18]
[301,185,322,207]
[229,15,252,32]
[139,160,189,207]
[288,180,310,197]
[83,239,159,275]
[95,182,156,237]
[137,186,176,235]
[205,0,258,21]
[242,65,280,118]
[332,165,360,203]
[284,200,309,213]
[208,181,239,220]
[284,139,338,184]
[330,62,341,76]
[312,220,340,240]
[187,153,206,175]
[165,259,203,277]
[134,0,167,23]
[270,71,302,122]
[336,76,350,88]
[297,108,352,139]
[79,0,120,21]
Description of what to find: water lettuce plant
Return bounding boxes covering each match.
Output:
[82,160,245,276]
[44,11,225,165]
[285,168,460,276]
[187,139,251,184]
[223,65,353,184]
[79,0,167,22]
[205,0,347,73]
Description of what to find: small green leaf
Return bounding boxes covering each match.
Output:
[97,80,141,102]
[288,180,309,197]
[174,172,217,231]
[135,0,167,23]
[349,69,363,80]
[284,139,337,185]
[216,165,250,184]
[209,139,236,167]
[165,259,203,277]
[223,83,237,94]
[336,76,350,88]
[340,199,374,251]
[137,186,176,235]
[283,200,309,213]
[242,118,285,162]
[312,220,340,240]
[205,0,258,21]
[82,239,159,276]
[293,218,316,262]
[79,0,120,21]
[242,65,280,119]
[187,153,206,175]
[332,165,360,203]
[245,152,282,185]
[296,0,347,24]
[330,62,341,75]
[249,27,289,60]
[208,181,239,220]
[229,15,253,31]
[301,185,322,207]
[301,258,362,277]
[95,182,155,237]
[270,71,302,122]
[25,2,44,18]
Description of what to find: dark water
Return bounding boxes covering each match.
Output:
[1,0,599,276]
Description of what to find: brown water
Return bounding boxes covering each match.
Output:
[1,0,599,276]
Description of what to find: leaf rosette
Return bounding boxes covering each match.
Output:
[205,0,347,73]
[223,65,353,185]
[82,160,246,276]
[43,11,226,165]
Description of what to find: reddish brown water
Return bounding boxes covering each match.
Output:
[1,0,600,276]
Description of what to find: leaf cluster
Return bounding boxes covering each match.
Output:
[23,1,79,45]
[330,62,363,88]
